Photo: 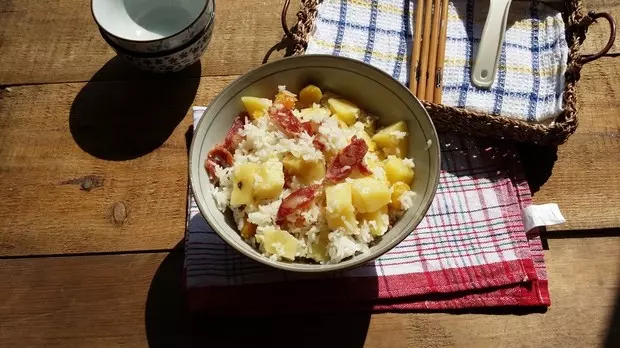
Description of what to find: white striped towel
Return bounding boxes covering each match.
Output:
[307,0,569,122]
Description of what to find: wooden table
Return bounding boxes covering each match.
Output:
[0,0,618,346]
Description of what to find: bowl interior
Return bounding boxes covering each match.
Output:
[190,55,440,272]
[97,17,213,58]
[92,0,207,41]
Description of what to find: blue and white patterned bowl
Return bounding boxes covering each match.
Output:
[92,0,214,54]
[99,18,214,73]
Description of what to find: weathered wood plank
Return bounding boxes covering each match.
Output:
[532,133,620,230]
[1,0,613,86]
[574,57,620,134]
[0,57,617,256]
[0,0,293,85]
[531,58,620,230]
[0,75,237,256]
[0,237,617,347]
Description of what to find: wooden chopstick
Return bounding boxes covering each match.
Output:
[416,0,434,99]
[425,0,443,101]
[409,0,425,95]
[433,0,450,104]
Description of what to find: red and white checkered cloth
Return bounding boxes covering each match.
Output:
[184,0,555,312]
[184,107,550,313]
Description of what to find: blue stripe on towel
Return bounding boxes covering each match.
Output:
[364,0,379,64]
[393,0,412,82]
[318,16,562,53]
[528,2,541,121]
[448,36,560,52]
[333,0,348,55]
[458,0,475,107]
[443,86,558,102]
[492,44,507,114]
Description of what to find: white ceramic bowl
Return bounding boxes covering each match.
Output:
[99,20,213,73]
[92,0,213,54]
[189,55,441,273]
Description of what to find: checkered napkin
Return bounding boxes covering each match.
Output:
[183,0,553,312]
[184,108,550,312]
[307,0,568,122]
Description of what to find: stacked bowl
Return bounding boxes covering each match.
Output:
[92,0,215,73]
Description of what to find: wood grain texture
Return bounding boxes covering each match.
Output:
[0,58,618,256]
[0,75,237,256]
[0,0,293,85]
[0,237,618,347]
[532,59,620,230]
[0,0,614,86]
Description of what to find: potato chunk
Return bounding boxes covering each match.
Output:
[384,157,414,186]
[326,183,354,213]
[371,121,409,158]
[357,129,377,152]
[299,106,330,123]
[350,177,391,213]
[282,154,325,185]
[298,85,323,107]
[309,229,330,262]
[390,182,410,210]
[361,113,377,135]
[327,98,360,126]
[359,205,389,236]
[330,115,348,129]
[261,228,299,260]
[230,163,260,206]
[325,183,358,233]
[241,96,271,120]
[303,160,326,185]
[282,154,303,175]
[254,161,285,200]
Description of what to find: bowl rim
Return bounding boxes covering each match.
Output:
[189,54,441,273]
[97,17,214,58]
[91,0,213,44]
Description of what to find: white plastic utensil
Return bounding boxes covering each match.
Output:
[471,0,512,88]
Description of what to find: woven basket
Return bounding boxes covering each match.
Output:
[281,0,616,146]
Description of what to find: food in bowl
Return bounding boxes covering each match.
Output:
[205,85,418,264]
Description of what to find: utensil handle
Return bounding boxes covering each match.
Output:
[471,0,511,88]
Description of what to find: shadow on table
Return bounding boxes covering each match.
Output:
[262,34,298,64]
[143,246,549,348]
[605,286,620,348]
[437,134,558,189]
[144,245,373,348]
[516,143,558,195]
[438,133,559,196]
[69,56,200,161]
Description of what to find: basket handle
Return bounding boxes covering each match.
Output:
[580,11,616,64]
[281,0,317,55]
[282,0,293,40]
